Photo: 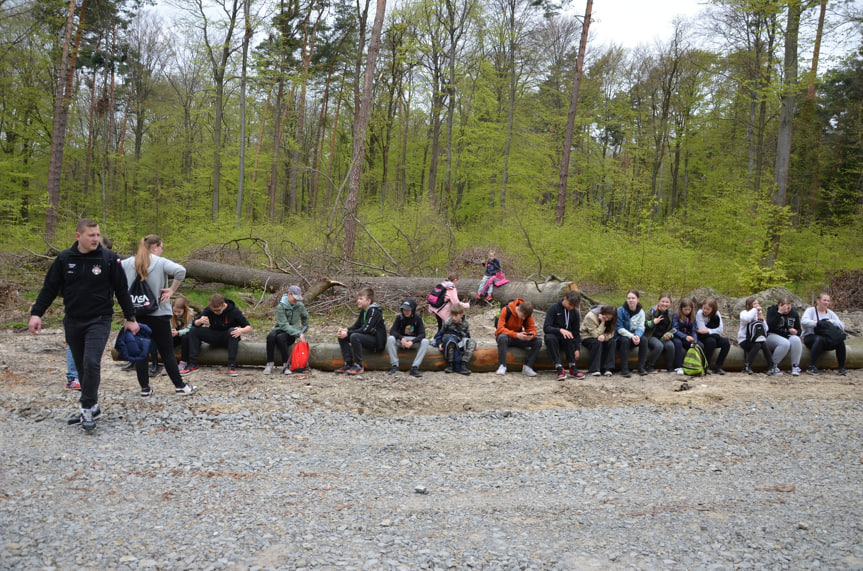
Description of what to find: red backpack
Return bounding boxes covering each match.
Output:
[289,341,310,372]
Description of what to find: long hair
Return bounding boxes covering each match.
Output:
[677,297,695,321]
[599,304,617,334]
[134,235,162,280]
[172,296,190,329]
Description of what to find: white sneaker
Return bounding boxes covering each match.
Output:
[791,365,801,376]
[263,362,274,375]
[590,371,601,377]
[768,366,783,376]
[603,370,612,376]
[282,366,293,375]
[675,368,684,375]
[496,364,507,375]
[522,365,537,377]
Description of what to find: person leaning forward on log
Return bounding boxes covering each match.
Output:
[495,298,542,377]
[180,294,252,378]
[336,287,387,375]
[544,290,585,381]
[263,285,309,375]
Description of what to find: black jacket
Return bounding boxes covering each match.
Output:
[31,243,135,320]
[543,300,581,346]
[193,298,250,331]
[389,299,426,342]
[766,305,801,339]
[348,302,387,350]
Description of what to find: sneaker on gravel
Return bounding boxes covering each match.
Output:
[674,368,684,375]
[409,367,423,378]
[603,370,613,376]
[180,365,198,376]
[263,362,274,375]
[80,407,96,432]
[556,366,567,381]
[140,386,154,397]
[838,368,847,376]
[178,361,187,371]
[638,368,648,376]
[458,366,472,376]
[228,365,238,377]
[175,383,197,395]
[486,295,493,302]
[621,370,632,378]
[742,364,754,375]
[68,405,101,425]
[522,365,537,377]
[569,366,585,379]
[768,366,783,376]
[807,365,821,375]
[334,363,351,374]
[120,362,134,372]
[791,364,801,376]
[496,364,507,375]
[65,378,81,390]
[714,368,726,375]
[282,366,292,375]
[387,364,399,375]
[149,362,159,377]
[346,363,364,375]
[590,371,601,377]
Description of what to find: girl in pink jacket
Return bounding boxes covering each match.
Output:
[430,272,471,332]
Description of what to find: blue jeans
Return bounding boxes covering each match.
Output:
[65,346,78,381]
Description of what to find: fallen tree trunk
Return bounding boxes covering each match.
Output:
[149,337,863,373]
[182,259,579,310]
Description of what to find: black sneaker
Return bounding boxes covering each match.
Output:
[334,363,351,374]
[140,386,154,397]
[444,366,454,374]
[67,405,101,425]
[837,368,847,376]
[120,362,134,372]
[742,364,754,375]
[148,362,159,377]
[807,365,821,376]
[409,367,423,378]
[175,383,197,395]
[621,370,632,378]
[458,365,472,376]
[714,368,726,375]
[346,363,364,375]
[387,364,399,375]
[638,368,648,376]
[80,407,96,432]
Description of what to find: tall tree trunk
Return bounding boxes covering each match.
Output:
[499,2,516,213]
[773,0,800,208]
[267,77,285,221]
[237,0,251,226]
[555,0,592,225]
[343,0,387,265]
[45,0,78,240]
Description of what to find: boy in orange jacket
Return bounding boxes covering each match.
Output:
[495,298,542,377]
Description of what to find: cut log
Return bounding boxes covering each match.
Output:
[145,337,862,373]
[182,259,580,310]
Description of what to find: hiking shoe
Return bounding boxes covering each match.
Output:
[674,368,684,375]
[569,366,585,379]
[80,407,96,432]
[714,368,726,375]
[140,386,154,398]
[556,366,567,381]
[742,364,754,375]
[791,364,801,376]
[263,362,274,375]
[603,370,613,376]
[409,367,423,378]
[388,364,399,375]
[65,378,81,390]
[228,365,238,377]
[522,365,537,377]
[458,365,472,376]
[175,383,197,395]
[838,368,847,376]
[621,370,632,378]
[496,364,507,375]
[346,363,364,375]
[180,365,199,376]
[334,363,351,374]
[807,365,821,375]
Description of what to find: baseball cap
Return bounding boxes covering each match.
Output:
[288,285,303,301]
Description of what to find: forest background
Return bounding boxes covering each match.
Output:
[1,0,862,302]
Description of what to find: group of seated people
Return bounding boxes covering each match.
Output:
[150,283,849,379]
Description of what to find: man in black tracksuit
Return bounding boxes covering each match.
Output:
[29,219,139,431]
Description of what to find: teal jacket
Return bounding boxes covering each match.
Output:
[272,299,309,337]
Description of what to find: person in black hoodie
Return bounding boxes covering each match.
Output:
[386,298,428,377]
[765,296,803,376]
[336,287,386,375]
[29,219,139,431]
[181,294,252,377]
[544,290,585,381]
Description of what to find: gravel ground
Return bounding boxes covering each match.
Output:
[2,398,863,570]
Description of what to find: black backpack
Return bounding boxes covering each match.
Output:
[427,283,448,308]
[746,319,768,344]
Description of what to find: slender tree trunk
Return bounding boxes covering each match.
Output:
[343,0,387,265]
[267,77,285,221]
[45,0,78,240]
[773,0,800,208]
[555,0,592,225]
[237,0,251,226]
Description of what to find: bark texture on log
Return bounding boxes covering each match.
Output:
[182,259,579,310]
[151,337,862,373]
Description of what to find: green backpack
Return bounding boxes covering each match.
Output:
[682,344,707,376]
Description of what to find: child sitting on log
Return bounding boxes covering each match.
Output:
[335,287,386,375]
[434,305,476,375]
[263,285,309,375]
